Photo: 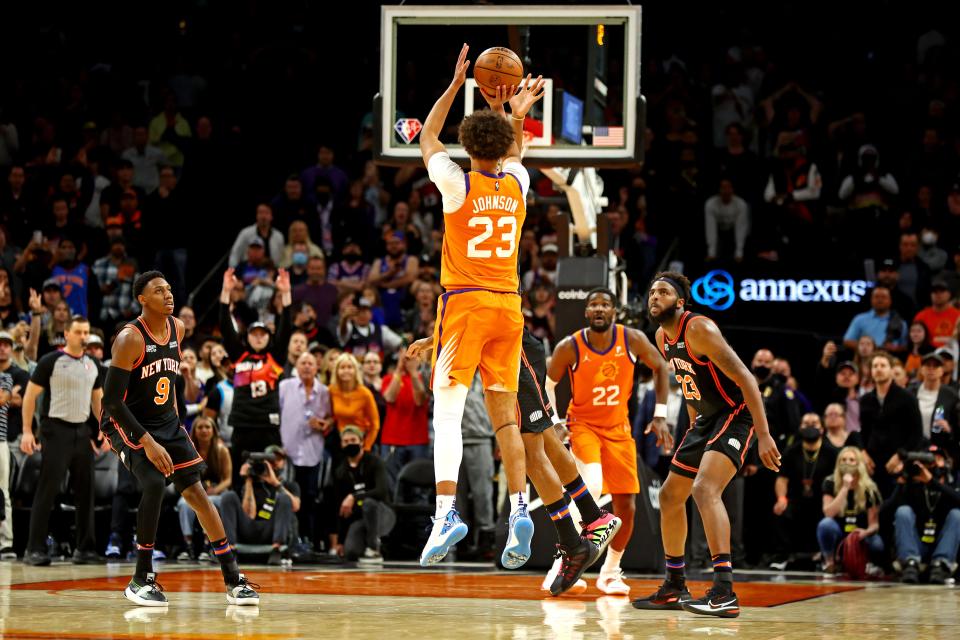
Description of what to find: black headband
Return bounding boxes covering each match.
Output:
[654,276,686,299]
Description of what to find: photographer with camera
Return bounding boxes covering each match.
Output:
[217,445,301,566]
[889,446,960,584]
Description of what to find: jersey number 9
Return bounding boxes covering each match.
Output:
[467,216,517,258]
[154,376,170,405]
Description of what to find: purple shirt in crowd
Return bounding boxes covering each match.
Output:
[278,376,331,467]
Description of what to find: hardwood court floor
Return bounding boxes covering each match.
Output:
[0,561,957,639]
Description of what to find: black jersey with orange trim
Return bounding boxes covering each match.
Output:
[103,315,182,433]
[228,350,284,429]
[660,311,743,419]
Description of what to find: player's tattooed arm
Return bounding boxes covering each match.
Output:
[685,317,781,471]
[627,328,673,452]
[421,43,471,166]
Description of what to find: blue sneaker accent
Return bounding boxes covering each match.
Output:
[501,506,534,569]
[105,533,121,559]
[420,509,469,567]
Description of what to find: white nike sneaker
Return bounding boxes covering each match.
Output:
[597,567,630,595]
[540,555,587,595]
[420,508,468,566]
[226,574,260,606]
[123,573,168,607]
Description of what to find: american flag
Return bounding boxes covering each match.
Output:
[592,126,624,147]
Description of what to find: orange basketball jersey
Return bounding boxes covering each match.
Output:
[441,169,526,292]
[566,325,637,432]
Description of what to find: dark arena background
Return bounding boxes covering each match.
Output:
[0,1,959,639]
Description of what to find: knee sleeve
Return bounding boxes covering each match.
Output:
[433,383,469,484]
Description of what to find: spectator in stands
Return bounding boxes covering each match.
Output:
[383,201,423,256]
[271,175,315,231]
[818,447,883,574]
[891,448,960,584]
[180,347,203,428]
[328,238,370,296]
[823,403,861,450]
[122,126,167,194]
[148,93,191,170]
[318,346,341,386]
[523,282,556,348]
[92,237,137,326]
[99,160,143,222]
[842,286,908,354]
[876,258,916,322]
[704,177,749,262]
[380,348,429,484]
[279,351,331,546]
[233,237,276,318]
[300,144,348,203]
[1,165,33,244]
[404,280,437,340]
[332,426,394,562]
[0,329,29,558]
[368,231,418,329]
[898,232,931,307]
[280,221,324,269]
[283,241,311,286]
[763,132,822,259]
[146,166,190,305]
[838,144,899,256]
[904,321,934,380]
[772,412,838,567]
[710,58,754,150]
[218,446,300,566]
[919,225,948,273]
[935,347,956,386]
[292,256,338,330]
[176,416,231,561]
[219,268,292,485]
[860,351,924,494]
[908,352,958,443]
[178,305,200,353]
[203,343,234,445]
[913,279,960,348]
[281,330,309,380]
[328,353,379,452]
[360,351,387,430]
[338,293,402,359]
[714,123,762,207]
[753,348,801,447]
[292,301,335,348]
[523,240,559,291]
[229,204,285,268]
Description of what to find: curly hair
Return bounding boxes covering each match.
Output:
[652,271,692,302]
[458,109,515,161]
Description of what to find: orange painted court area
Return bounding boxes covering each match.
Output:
[11,569,862,607]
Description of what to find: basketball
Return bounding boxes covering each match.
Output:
[474,47,523,96]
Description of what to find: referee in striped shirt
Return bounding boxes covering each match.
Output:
[20,315,108,565]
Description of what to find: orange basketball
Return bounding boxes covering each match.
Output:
[473,47,523,97]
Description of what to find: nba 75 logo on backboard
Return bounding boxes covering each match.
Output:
[394,118,422,144]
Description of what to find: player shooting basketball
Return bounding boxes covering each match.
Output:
[417,43,565,571]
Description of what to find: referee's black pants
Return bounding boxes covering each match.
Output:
[27,418,97,554]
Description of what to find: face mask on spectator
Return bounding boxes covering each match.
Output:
[292,251,308,266]
[343,251,361,263]
[752,365,771,380]
[343,443,362,457]
[839,463,858,476]
[799,426,821,442]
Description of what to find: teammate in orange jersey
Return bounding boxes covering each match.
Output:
[632,272,780,618]
[545,288,672,595]
[418,43,556,569]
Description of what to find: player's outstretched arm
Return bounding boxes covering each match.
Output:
[421,43,471,166]
[103,328,174,476]
[685,318,780,472]
[628,328,674,452]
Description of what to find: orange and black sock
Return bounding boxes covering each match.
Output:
[665,554,686,588]
[564,476,601,523]
[212,537,241,585]
[712,553,733,592]
[545,498,581,548]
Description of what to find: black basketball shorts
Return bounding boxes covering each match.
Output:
[102,419,206,492]
[518,331,554,434]
[670,402,754,479]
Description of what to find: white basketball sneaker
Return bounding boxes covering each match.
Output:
[596,567,630,595]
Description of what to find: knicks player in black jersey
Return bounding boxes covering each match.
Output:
[632,272,780,618]
[101,271,259,607]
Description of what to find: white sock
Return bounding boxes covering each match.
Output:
[435,494,456,520]
[509,490,529,513]
[603,548,624,572]
[432,383,468,485]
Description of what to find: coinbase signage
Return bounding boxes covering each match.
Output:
[691,270,872,311]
